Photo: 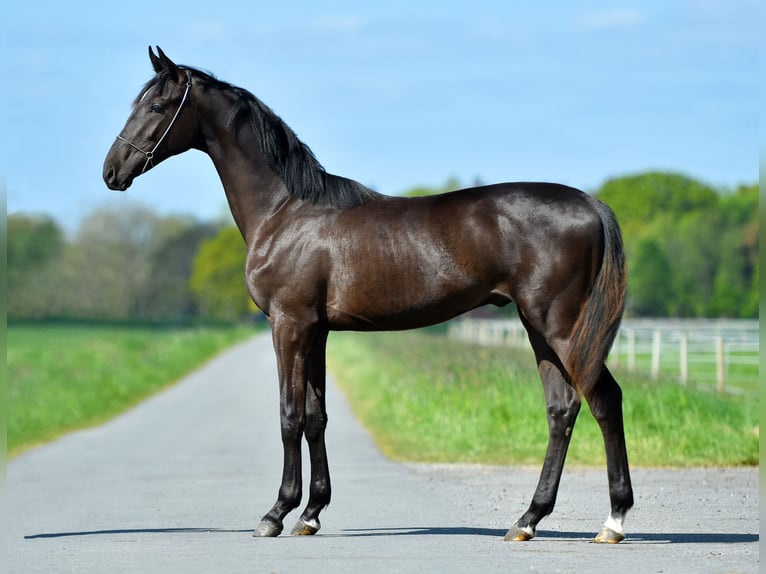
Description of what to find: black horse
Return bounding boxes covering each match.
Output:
[104,47,633,543]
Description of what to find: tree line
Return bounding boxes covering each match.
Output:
[8,171,758,323]
[8,205,252,323]
[596,172,757,317]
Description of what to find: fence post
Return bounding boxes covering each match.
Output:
[651,329,661,380]
[716,336,725,393]
[679,333,688,385]
[627,329,636,371]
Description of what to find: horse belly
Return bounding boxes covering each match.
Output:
[325,266,503,331]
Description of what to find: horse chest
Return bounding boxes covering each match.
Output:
[245,249,324,315]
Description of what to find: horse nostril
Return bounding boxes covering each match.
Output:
[104,164,116,184]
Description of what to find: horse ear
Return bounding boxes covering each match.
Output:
[149,46,162,73]
[152,46,185,84]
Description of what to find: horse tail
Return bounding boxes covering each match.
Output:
[568,196,627,397]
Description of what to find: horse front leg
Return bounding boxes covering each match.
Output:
[253,316,315,538]
[291,328,331,536]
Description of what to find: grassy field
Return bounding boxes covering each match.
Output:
[327,330,759,467]
[7,323,256,457]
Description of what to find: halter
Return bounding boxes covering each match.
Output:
[116,71,193,174]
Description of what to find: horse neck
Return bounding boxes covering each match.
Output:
[196,93,290,242]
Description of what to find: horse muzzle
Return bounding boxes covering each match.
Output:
[103,161,134,191]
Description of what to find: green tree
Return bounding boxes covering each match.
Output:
[666,211,722,316]
[7,214,64,318]
[9,205,246,323]
[595,172,759,318]
[8,214,63,274]
[61,204,163,320]
[143,220,218,321]
[596,171,719,239]
[190,226,253,321]
[712,184,758,317]
[628,237,675,316]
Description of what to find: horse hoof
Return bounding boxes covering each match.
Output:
[253,519,283,538]
[504,522,535,541]
[291,517,320,536]
[593,526,625,544]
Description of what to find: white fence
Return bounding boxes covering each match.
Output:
[448,318,759,395]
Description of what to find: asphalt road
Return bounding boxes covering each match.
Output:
[8,333,759,573]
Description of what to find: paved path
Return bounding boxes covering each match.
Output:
[8,333,759,573]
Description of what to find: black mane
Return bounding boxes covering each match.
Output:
[138,66,381,208]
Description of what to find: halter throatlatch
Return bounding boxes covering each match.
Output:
[116,71,192,174]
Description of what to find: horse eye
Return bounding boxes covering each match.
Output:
[150,103,164,113]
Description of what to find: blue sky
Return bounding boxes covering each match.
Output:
[7,0,758,231]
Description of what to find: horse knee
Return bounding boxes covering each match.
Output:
[280,411,305,443]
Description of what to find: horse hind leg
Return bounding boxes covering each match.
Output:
[585,366,633,543]
[506,319,581,541]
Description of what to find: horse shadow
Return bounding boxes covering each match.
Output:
[335,527,758,544]
[24,526,758,544]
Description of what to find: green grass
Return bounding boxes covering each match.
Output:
[327,330,759,467]
[8,323,256,457]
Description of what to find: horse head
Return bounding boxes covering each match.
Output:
[103,47,198,191]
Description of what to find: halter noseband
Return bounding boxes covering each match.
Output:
[116,71,193,174]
